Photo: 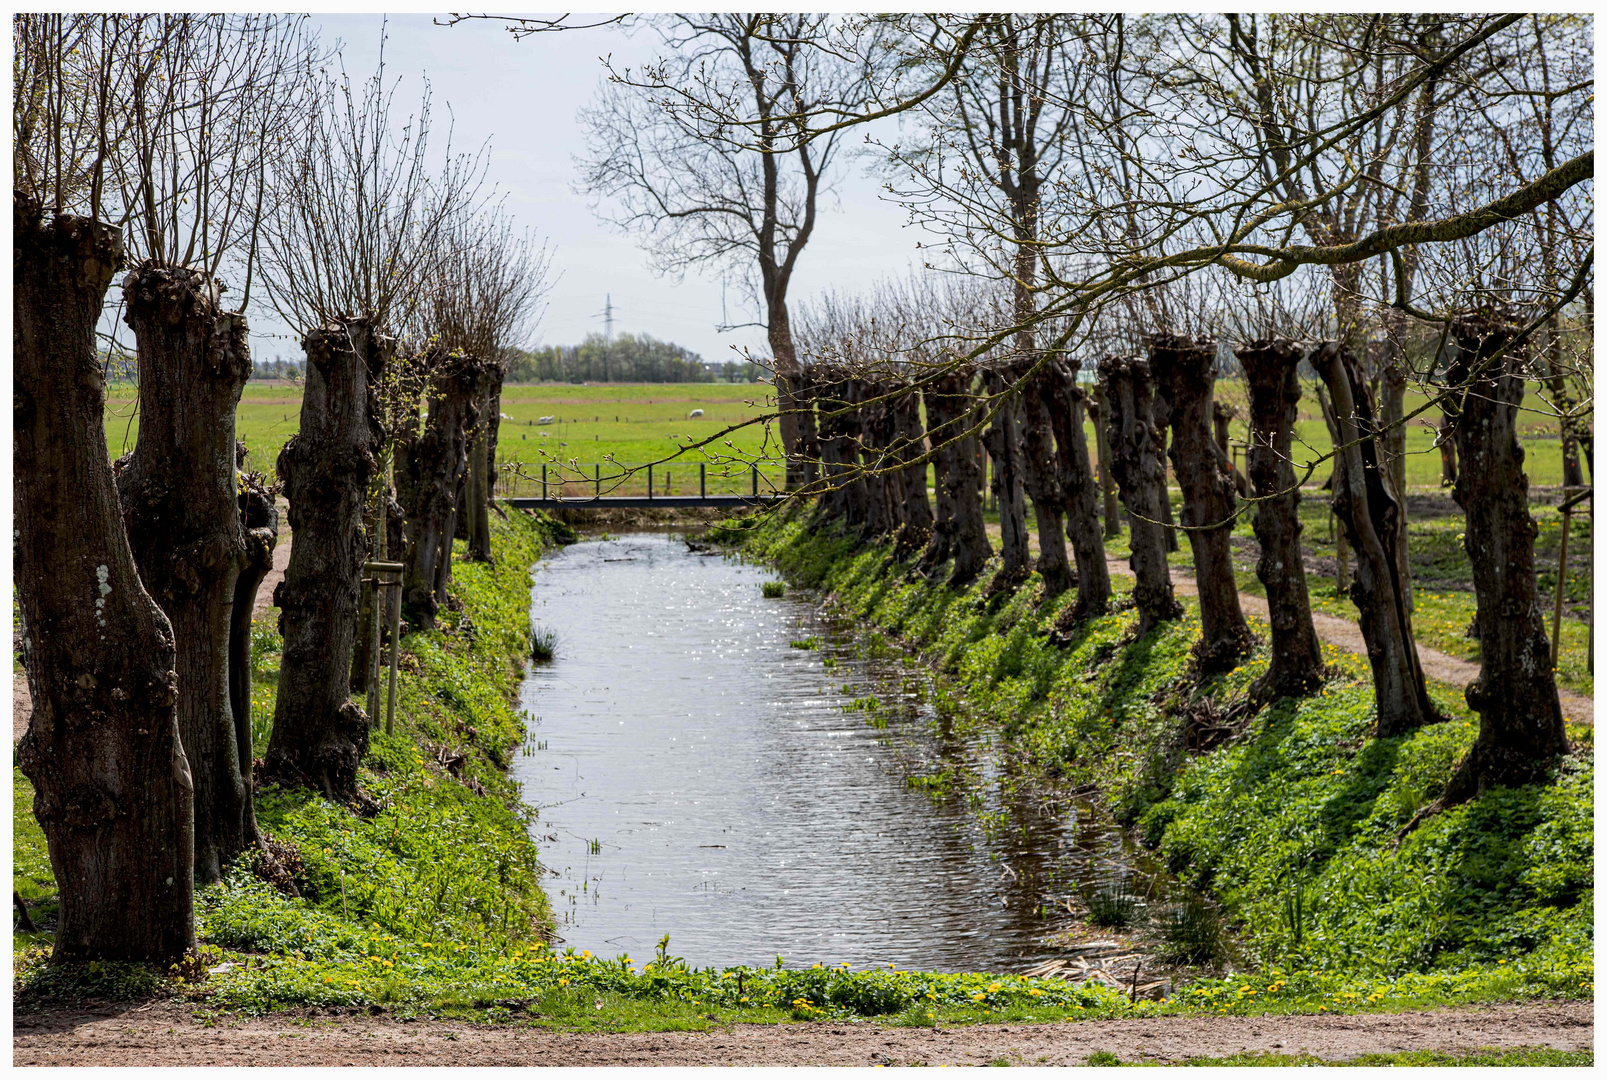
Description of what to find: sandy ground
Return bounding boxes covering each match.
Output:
[10,1002,1592,1066]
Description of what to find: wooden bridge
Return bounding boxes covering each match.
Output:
[500,462,787,510]
[505,493,786,509]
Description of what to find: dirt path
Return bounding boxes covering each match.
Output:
[11,1002,1591,1066]
[1107,555,1594,725]
[253,517,293,619]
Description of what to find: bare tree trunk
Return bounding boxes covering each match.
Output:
[397,355,476,630]
[1314,385,1351,591]
[1379,351,1412,609]
[115,264,254,883]
[232,462,279,779]
[1309,342,1437,736]
[1098,356,1182,635]
[768,300,804,489]
[266,318,388,802]
[892,382,934,559]
[1046,358,1110,621]
[790,369,821,488]
[981,369,1031,592]
[1090,389,1122,539]
[1213,401,1250,497]
[928,371,991,586]
[1237,340,1324,698]
[1437,407,1459,486]
[14,200,195,961]
[918,388,957,575]
[1151,336,1253,675]
[811,366,855,526]
[467,423,492,562]
[1017,362,1076,598]
[485,369,505,501]
[466,359,498,562]
[1439,318,1567,800]
[1149,376,1181,554]
[861,382,897,539]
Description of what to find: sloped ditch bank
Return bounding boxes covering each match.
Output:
[775,576,1235,1002]
[515,529,1221,997]
[718,507,1593,1016]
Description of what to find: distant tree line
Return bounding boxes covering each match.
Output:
[251,357,306,380]
[506,331,763,384]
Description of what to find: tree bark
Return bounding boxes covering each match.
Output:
[980,369,1031,593]
[892,382,934,559]
[1213,401,1250,497]
[1017,361,1076,597]
[1151,336,1253,675]
[114,263,254,883]
[1045,358,1110,621]
[1314,384,1351,591]
[1237,340,1324,698]
[810,365,851,526]
[768,299,803,489]
[927,370,991,586]
[1149,377,1181,554]
[1437,407,1459,486]
[1309,342,1438,736]
[860,381,897,539]
[397,353,478,630]
[485,367,505,501]
[232,462,279,777]
[1098,356,1183,635]
[788,369,822,489]
[918,384,957,575]
[13,198,195,961]
[266,318,388,802]
[1439,317,1568,799]
[1090,388,1122,538]
[1379,351,1413,608]
[468,360,499,562]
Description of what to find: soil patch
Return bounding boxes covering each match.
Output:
[11,1001,1591,1066]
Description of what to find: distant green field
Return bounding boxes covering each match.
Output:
[495,383,784,497]
[103,377,1587,495]
[102,382,787,494]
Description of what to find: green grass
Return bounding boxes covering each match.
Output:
[14,509,573,1011]
[103,381,788,493]
[727,506,1594,1015]
[11,490,1593,1031]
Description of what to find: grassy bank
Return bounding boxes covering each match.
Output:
[16,510,570,1010]
[723,506,1593,1014]
[12,504,1592,1032]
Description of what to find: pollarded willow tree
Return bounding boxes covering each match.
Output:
[887,13,1096,597]
[11,12,310,953]
[396,207,549,628]
[256,44,482,802]
[13,14,198,962]
[109,14,313,886]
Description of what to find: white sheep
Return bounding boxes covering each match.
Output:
[688,408,704,419]
[538,415,555,425]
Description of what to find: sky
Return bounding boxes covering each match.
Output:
[250,13,929,368]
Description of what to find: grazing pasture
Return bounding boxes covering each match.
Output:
[103,379,1582,493]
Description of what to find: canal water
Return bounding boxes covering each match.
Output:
[514,532,1180,974]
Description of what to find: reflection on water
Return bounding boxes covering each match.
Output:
[515,533,1181,973]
